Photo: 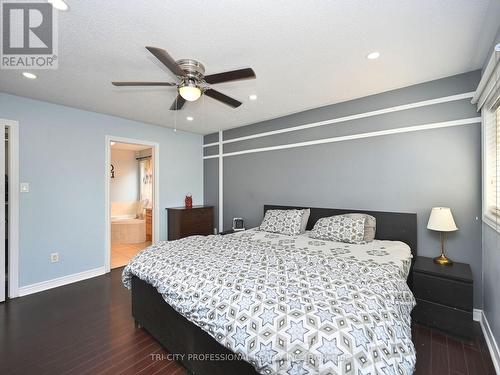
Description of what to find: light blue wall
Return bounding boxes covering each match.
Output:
[0,93,203,287]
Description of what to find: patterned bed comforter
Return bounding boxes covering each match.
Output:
[122,229,416,375]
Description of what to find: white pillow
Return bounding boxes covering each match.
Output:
[300,208,311,233]
[259,209,305,236]
[310,215,366,244]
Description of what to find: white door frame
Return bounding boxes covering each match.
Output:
[104,135,160,273]
[0,119,20,299]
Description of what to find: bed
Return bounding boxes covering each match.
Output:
[123,205,418,374]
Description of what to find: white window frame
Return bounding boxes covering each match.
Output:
[475,44,500,233]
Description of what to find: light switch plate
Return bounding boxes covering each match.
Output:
[20,183,30,193]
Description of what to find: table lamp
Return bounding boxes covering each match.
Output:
[427,207,458,265]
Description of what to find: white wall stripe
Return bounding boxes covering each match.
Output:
[202,92,474,147]
[204,154,219,160]
[203,117,481,159]
[204,142,219,148]
[218,131,223,232]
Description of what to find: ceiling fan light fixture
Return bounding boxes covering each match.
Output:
[179,82,201,102]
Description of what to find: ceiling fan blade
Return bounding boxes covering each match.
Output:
[204,68,255,84]
[204,89,242,108]
[112,81,177,86]
[146,46,186,77]
[170,95,186,110]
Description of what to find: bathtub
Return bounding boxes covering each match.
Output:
[111,216,146,244]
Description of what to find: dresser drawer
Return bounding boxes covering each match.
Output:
[413,272,472,311]
[181,208,211,219]
[180,226,212,237]
[412,298,472,338]
[167,206,214,240]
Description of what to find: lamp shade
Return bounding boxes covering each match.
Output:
[427,207,458,232]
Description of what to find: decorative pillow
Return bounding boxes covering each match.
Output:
[259,209,305,236]
[300,208,311,233]
[343,213,376,242]
[310,215,366,244]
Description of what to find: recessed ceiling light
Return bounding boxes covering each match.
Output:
[22,72,37,79]
[110,141,116,146]
[366,51,380,60]
[249,94,258,101]
[47,0,69,11]
[186,116,194,121]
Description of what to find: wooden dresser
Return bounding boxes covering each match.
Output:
[145,208,152,241]
[167,206,214,240]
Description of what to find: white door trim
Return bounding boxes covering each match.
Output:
[104,135,160,273]
[0,119,20,299]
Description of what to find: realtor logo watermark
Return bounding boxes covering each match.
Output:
[1,0,58,69]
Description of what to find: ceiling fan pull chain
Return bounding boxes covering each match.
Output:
[174,96,177,133]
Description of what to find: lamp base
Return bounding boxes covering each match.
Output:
[433,254,453,266]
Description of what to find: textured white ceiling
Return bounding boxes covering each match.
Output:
[0,0,498,135]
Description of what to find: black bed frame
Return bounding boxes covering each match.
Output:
[131,205,417,375]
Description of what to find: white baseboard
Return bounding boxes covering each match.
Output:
[473,308,482,322]
[18,266,106,296]
[475,309,500,374]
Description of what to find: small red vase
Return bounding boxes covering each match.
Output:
[185,194,193,208]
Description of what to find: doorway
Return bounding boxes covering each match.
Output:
[105,136,159,271]
[0,119,19,302]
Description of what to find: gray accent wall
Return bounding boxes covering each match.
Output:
[483,223,500,347]
[204,70,483,307]
[482,24,500,356]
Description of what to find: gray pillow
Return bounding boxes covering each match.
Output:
[343,213,376,242]
[310,215,366,244]
[259,209,305,236]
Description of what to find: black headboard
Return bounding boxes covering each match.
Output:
[264,205,418,257]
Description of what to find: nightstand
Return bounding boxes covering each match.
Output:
[411,256,473,338]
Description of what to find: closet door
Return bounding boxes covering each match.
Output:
[0,125,5,302]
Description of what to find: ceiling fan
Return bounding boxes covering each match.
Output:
[112,46,256,110]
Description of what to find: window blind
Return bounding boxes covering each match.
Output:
[477,45,500,229]
[484,105,499,218]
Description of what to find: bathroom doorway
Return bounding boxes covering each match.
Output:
[105,137,159,271]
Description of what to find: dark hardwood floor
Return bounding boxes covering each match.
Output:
[412,320,495,374]
[0,268,495,375]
